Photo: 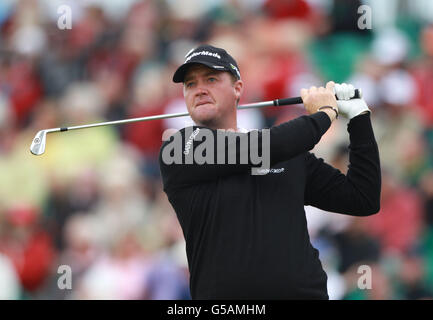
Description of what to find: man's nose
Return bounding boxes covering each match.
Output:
[195,85,208,97]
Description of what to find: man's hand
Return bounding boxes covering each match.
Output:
[334,83,370,119]
[301,82,338,122]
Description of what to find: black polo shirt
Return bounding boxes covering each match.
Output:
[159,112,381,299]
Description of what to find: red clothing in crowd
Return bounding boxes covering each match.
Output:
[263,0,312,20]
[124,103,166,158]
[365,187,422,254]
[0,60,42,125]
[0,231,55,292]
[0,207,56,292]
[412,65,433,128]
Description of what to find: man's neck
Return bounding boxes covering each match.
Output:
[196,119,237,131]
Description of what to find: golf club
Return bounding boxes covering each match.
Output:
[30,89,362,156]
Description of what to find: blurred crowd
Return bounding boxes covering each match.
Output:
[1,0,433,300]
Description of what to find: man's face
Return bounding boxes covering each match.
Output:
[183,64,243,128]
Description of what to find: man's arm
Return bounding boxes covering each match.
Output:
[159,112,331,190]
[304,113,381,216]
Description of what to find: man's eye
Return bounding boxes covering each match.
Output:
[185,82,194,88]
[208,77,217,82]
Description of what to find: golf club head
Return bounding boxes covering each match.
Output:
[30,130,47,155]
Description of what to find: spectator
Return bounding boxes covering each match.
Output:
[0,205,55,296]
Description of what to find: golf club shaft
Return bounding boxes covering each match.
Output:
[30,89,362,155]
[48,89,362,133]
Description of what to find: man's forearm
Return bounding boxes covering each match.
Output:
[304,112,381,216]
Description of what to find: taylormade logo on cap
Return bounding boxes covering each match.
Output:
[173,44,241,83]
[185,50,222,63]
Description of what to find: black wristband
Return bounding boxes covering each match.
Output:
[318,106,338,119]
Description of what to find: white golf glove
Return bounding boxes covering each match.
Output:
[334,83,370,119]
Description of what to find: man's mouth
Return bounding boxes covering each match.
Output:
[195,101,213,108]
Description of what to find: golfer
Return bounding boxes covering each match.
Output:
[159,45,381,299]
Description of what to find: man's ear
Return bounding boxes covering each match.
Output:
[234,80,243,102]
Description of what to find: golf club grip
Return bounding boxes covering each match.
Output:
[275,89,362,106]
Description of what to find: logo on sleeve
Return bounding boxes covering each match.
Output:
[184,128,200,155]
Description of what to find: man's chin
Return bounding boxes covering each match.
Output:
[191,109,218,127]
[191,113,219,127]
[193,117,217,127]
